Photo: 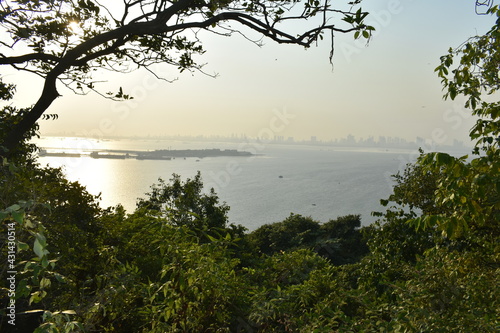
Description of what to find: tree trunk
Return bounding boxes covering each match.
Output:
[2,77,59,157]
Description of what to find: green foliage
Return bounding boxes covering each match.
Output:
[136,172,246,242]
[0,106,40,160]
[407,8,500,238]
[317,214,368,265]
[408,151,499,238]
[1,201,52,305]
[248,213,368,265]
[1,151,498,331]
[388,246,499,332]
[351,10,500,331]
[34,310,83,333]
[141,228,245,332]
[245,249,331,331]
[384,149,442,216]
[0,200,81,332]
[248,214,320,255]
[49,194,248,332]
[1,159,105,292]
[435,6,500,151]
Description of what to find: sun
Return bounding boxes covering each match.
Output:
[68,21,82,34]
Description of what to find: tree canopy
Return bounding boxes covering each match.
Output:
[0,0,371,155]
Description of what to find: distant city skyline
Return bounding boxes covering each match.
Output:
[39,132,471,152]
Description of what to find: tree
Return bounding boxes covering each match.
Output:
[0,92,39,160]
[135,172,247,239]
[248,213,320,255]
[247,214,368,265]
[408,6,500,237]
[350,10,500,329]
[0,0,372,155]
[381,150,441,215]
[317,214,368,265]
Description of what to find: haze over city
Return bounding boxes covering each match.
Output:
[5,0,496,145]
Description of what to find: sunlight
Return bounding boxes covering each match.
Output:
[68,21,83,35]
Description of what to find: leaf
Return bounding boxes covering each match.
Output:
[444,221,455,238]
[39,277,51,289]
[206,234,218,242]
[407,217,422,231]
[23,219,34,228]
[23,309,47,316]
[35,233,47,248]
[41,256,50,268]
[0,211,8,221]
[11,210,25,224]
[54,273,66,283]
[428,215,439,228]
[18,241,30,251]
[61,310,76,315]
[29,290,47,305]
[6,204,21,213]
[449,86,457,100]
[434,152,453,166]
[470,97,477,109]
[33,238,45,259]
[16,279,31,298]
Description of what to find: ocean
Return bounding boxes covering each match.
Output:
[34,136,433,231]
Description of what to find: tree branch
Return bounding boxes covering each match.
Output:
[1,0,368,156]
[0,53,60,65]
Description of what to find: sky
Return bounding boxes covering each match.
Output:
[6,0,499,145]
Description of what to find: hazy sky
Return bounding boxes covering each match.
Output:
[7,0,498,144]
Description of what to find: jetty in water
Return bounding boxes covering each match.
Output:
[39,148,254,160]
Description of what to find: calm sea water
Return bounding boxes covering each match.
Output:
[34,137,426,231]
